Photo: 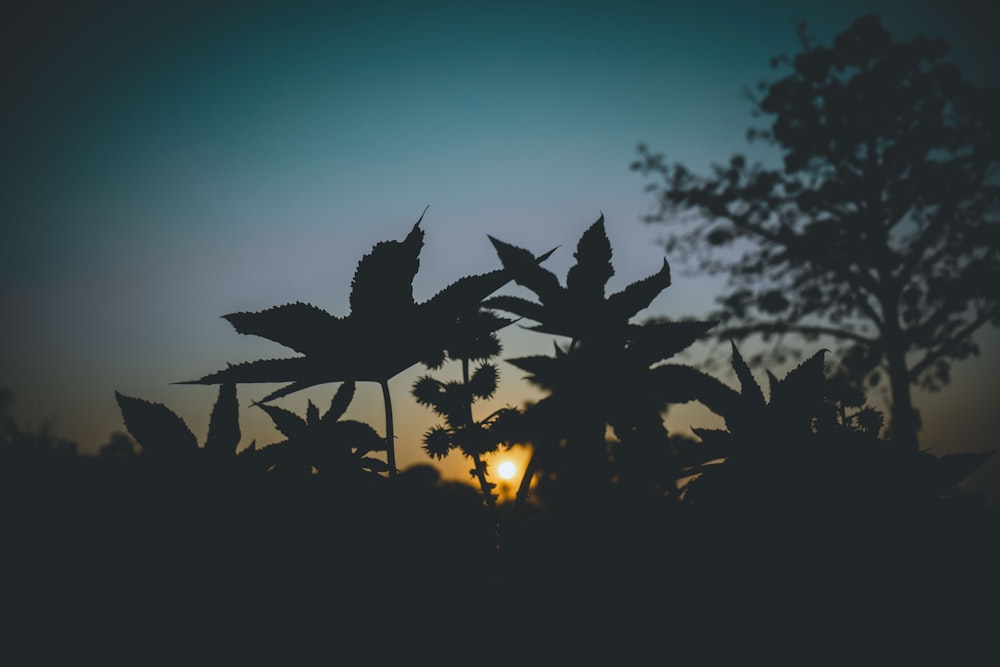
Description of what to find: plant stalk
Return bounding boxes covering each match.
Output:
[462,358,498,511]
[380,378,396,477]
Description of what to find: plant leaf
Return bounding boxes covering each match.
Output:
[505,355,560,378]
[180,357,317,385]
[421,269,513,317]
[350,218,424,322]
[606,258,672,322]
[488,236,563,305]
[322,381,356,424]
[330,419,386,455]
[204,382,241,456]
[481,294,548,324]
[628,319,717,365]
[565,214,613,300]
[184,217,554,401]
[730,341,765,407]
[646,364,742,417]
[115,391,199,456]
[222,302,343,355]
[256,402,308,441]
[772,349,828,408]
[306,400,320,427]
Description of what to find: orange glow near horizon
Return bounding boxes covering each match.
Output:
[485,445,534,502]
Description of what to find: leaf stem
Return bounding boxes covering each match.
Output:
[380,378,396,477]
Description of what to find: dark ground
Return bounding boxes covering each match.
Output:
[2,455,997,663]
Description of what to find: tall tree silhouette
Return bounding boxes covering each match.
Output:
[632,14,1000,449]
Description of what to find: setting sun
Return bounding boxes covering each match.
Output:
[496,461,517,480]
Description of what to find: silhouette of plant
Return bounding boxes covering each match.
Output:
[485,215,718,507]
[182,209,553,477]
[254,381,388,483]
[411,308,521,508]
[0,387,79,462]
[679,343,994,517]
[633,14,1000,449]
[115,382,250,466]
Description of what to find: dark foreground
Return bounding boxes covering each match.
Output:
[3,456,998,664]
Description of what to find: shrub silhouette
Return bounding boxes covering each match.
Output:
[254,380,389,482]
[115,382,248,465]
[485,214,720,508]
[111,214,995,529]
[0,387,79,462]
[182,208,553,476]
[680,343,993,520]
[6,205,998,657]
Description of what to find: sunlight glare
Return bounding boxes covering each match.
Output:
[497,460,517,480]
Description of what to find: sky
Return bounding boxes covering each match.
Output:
[2,0,998,498]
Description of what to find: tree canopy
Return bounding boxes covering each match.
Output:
[632,14,1000,449]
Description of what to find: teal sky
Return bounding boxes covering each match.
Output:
[2,0,998,495]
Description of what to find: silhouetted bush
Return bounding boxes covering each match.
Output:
[3,210,997,660]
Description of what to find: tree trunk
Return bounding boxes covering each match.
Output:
[882,314,920,450]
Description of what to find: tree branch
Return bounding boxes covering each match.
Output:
[710,321,876,346]
[908,307,1000,380]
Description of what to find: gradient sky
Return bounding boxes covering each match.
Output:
[2,0,998,496]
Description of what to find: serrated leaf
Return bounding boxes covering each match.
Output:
[646,364,742,417]
[115,391,199,456]
[331,419,386,455]
[565,215,613,299]
[730,341,765,407]
[256,380,330,404]
[481,294,548,324]
[204,382,241,456]
[505,355,560,377]
[223,302,342,355]
[606,259,672,322]
[628,319,716,366]
[322,381,356,423]
[179,357,318,386]
[492,218,679,346]
[421,269,513,318]
[256,402,308,441]
[766,369,781,401]
[771,349,828,408]
[489,236,563,305]
[350,217,424,321]
[185,216,553,401]
[306,400,320,427]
